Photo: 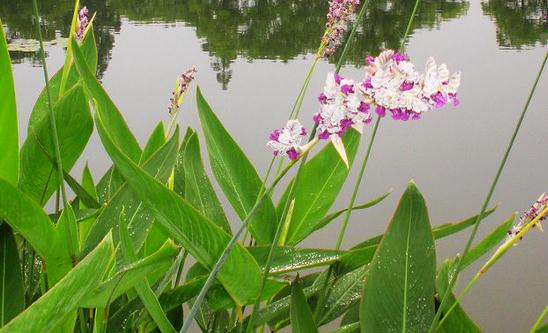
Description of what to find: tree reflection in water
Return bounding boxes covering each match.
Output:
[1,0,544,87]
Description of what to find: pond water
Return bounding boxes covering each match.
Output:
[2,0,548,331]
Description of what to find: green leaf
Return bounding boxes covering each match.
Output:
[142,122,166,162]
[290,278,318,333]
[281,128,361,245]
[0,233,114,333]
[196,87,277,244]
[83,130,179,254]
[28,30,97,134]
[80,240,178,308]
[536,325,548,333]
[118,212,176,333]
[249,246,341,274]
[320,266,367,325]
[436,260,482,333]
[19,85,92,204]
[340,208,497,272]
[461,213,515,270]
[0,223,24,326]
[94,111,262,305]
[360,182,436,333]
[70,38,141,163]
[0,20,19,185]
[314,191,391,232]
[183,130,231,233]
[0,178,59,260]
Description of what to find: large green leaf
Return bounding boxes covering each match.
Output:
[196,87,277,244]
[436,260,482,333]
[0,178,59,260]
[81,240,178,308]
[70,38,141,163]
[290,278,318,333]
[28,30,97,134]
[83,130,179,254]
[281,129,361,245]
[340,208,497,272]
[0,223,24,326]
[360,182,436,333]
[0,20,18,185]
[94,111,262,305]
[183,130,231,233]
[19,85,92,204]
[0,233,114,333]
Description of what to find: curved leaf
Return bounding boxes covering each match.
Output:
[461,213,515,269]
[360,182,436,333]
[83,130,179,254]
[341,208,497,272]
[314,191,391,232]
[81,240,178,308]
[196,87,276,244]
[94,110,262,305]
[183,130,231,233]
[0,178,58,260]
[0,20,18,185]
[70,38,141,163]
[28,29,97,134]
[19,85,92,204]
[281,128,361,245]
[0,233,114,333]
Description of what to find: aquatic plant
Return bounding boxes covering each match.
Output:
[0,0,546,333]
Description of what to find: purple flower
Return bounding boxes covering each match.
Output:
[168,66,197,114]
[75,6,90,42]
[507,193,548,241]
[315,73,372,139]
[320,0,361,58]
[267,120,308,160]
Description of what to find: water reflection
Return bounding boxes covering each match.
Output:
[1,0,545,86]
[482,0,548,49]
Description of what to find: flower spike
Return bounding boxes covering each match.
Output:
[267,120,308,160]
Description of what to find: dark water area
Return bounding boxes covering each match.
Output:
[2,0,548,331]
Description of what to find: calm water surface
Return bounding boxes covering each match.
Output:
[2,0,548,331]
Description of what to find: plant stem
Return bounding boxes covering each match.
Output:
[313,0,420,320]
[430,49,548,333]
[179,153,307,333]
[529,305,548,333]
[33,0,75,256]
[439,206,548,327]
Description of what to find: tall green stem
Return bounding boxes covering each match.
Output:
[429,49,548,333]
[529,305,548,333]
[33,1,72,245]
[439,206,548,327]
[313,0,420,320]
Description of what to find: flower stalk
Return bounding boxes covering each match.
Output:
[438,205,548,327]
[430,48,548,333]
